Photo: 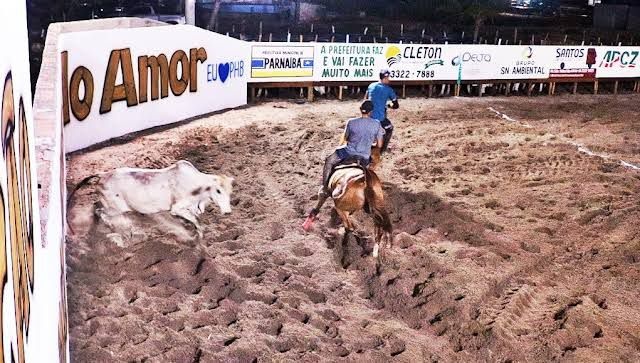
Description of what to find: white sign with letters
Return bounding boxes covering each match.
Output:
[548,46,598,79]
[594,47,640,78]
[247,43,640,82]
[60,25,249,152]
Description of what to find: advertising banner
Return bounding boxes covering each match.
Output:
[248,43,640,82]
[60,25,250,152]
[314,43,384,82]
[313,44,459,82]
[548,46,598,79]
[60,34,640,153]
[594,47,640,78]
[382,44,453,80]
[251,44,315,81]
[312,44,556,82]
[491,45,551,80]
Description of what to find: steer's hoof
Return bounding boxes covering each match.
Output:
[107,233,125,247]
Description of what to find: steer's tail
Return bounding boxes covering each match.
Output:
[66,174,101,234]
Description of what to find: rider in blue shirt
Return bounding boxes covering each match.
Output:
[365,69,399,153]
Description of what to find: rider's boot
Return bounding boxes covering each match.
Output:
[318,184,331,199]
[308,186,329,219]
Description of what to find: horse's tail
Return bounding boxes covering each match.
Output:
[66,174,101,234]
[372,206,392,234]
[364,170,392,234]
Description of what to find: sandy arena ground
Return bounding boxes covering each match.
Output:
[66,94,640,362]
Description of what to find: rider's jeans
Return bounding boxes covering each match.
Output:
[380,118,394,153]
[322,151,342,190]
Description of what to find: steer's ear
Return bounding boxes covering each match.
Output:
[220,175,235,192]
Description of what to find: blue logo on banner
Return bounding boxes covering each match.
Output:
[251,57,313,69]
[252,59,265,68]
[207,60,244,83]
[218,63,230,83]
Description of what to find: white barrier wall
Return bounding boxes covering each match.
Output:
[58,26,640,153]
[60,25,250,152]
[248,43,640,82]
[0,0,68,362]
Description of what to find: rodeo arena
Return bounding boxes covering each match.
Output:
[1,0,640,361]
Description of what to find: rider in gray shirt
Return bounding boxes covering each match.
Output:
[319,100,385,197]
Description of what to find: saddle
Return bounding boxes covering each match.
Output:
[335,155,369,170]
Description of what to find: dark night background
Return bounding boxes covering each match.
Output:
[25,0,640,92]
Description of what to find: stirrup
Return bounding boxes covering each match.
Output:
[318,186,330,199]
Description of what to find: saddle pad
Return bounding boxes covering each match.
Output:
[330,167,364,186]
[329,168,365,199]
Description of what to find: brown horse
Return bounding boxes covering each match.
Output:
[369,146,382,171]
[303,160,392,261]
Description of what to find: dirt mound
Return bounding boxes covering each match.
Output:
[67,96,640,362]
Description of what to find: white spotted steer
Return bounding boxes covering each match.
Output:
[68,160,234,239]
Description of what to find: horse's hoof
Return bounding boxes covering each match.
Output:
[372,244,379,258]
[354,232,369,240]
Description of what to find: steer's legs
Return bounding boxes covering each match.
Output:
[94,202,120,234]
[171,207,203,239]
[94,205,129,247]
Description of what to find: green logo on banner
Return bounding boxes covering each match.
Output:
[424,60,444,69]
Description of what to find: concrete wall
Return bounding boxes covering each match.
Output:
[0,0,76,361]
[59,24,249,152]
[31,17,166,362]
